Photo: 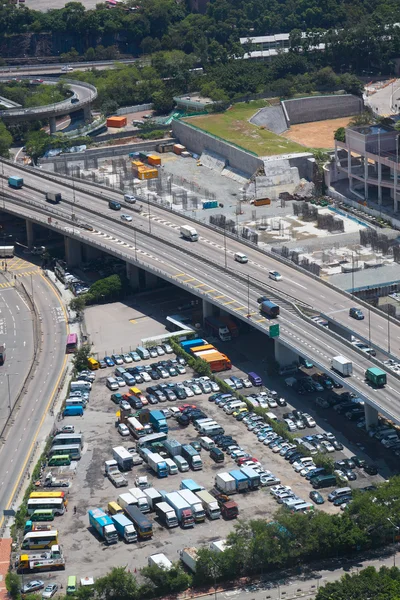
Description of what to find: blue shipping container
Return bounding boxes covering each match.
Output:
[180,338,205,352]
[180,479,204,493]
[229,470,249,491]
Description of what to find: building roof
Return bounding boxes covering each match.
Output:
[328,263,400,292]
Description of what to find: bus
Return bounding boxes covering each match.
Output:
[30,510,54,522]
[126,417,145,439]
[22,530,58,550]
[27,498,65,516]
[52,433,84,448]
[48,444,81,460]
[66,333,78,354]
[48,455,71,467]
[30,492,67,503]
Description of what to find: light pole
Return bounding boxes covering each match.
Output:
[134,228,137,262]
[247,275,250,318]
[147,194,152,234]
[1,161,4,210]
[387,305,391,354]
[223,222,227,269]
[387,517,399,566]
[30,273,34,305]
[4,373,19,417]
[368,307,371,349]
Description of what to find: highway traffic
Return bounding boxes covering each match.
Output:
[1,162,400,425]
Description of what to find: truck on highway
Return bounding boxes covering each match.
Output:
[204,316,231,341]
[123,505,153,539]
[149,410,168,433]
[180,225,198,242]
[215,473,236,495]
[260,300,280,318]
[181,445,203,470]
[331,355,353,377]
[0,246,14,258]
[111,514,137,543]
[17,545,65,574]
[148,553,172,570]
[143,487,162,511]
[195,490,221,519]
[178,489,205,522]
[165,492,194,528]
[45,192,61,204]
[112,447,134,471]
[8,176,23,189]
[180,547,198,572]
[147,452,168,478]
[155,501,178,528]
[88,508,118,544]
[128,488,150,512]
[365,367,387,387]
[104,460,128,488]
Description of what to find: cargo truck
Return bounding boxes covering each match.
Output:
[149,410,168,433]
[117,493,137,511]
[180,479,205,493]
[148,554,173,570]
[8,176,23,189]
[260,300,280,318]
[210,539,228,552]
[128,488,150,512]
[112,447,134,471]
[180,547,198,573]
[24,522,54,534]
[165,458,178,474]
[180,339,206,352]
[155,501,178,528]
[163,439,182,457]
[111,514,137,543]
[147,452,168,478]
[180,225,198,242]
[45,192,62,204]
[331,355,352,377]
[181,445,203,470]
[365,367,387,387]
[124,505,153,539]
[229,470,249,492]
[213,493,239,519]
[178,489,206,522]
[143,487,163,511]
[215,473,236,494]
[240,466,260,489]
[200,352,232,372]
[195,490,221,519]
[104,460,128,488]
[204,316,231,341]
[219,316,239,338]
[0,247,13,258]
[165,492,194,528]
[88,508,118,544]
[17,545,65,574]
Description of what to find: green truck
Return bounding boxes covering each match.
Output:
[365,367,387,388]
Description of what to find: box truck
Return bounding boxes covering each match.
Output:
[165,492,194,528]
[155,501,178,528]
[181,445,202,470]
[331,356,352,377]
[112,447,134,471]
[215,473,236,494]
[128,488,150,512]
[180,225,198,241]
[229,470,249,492]
[260,300,280,317]
[147,452,168,478]
[111,514,137,543]
[195,490,221,519]
[88,509,118,544]
[178,489,206,522]
[180,479,205,493]
[148,554,172,570]
[204,317,231,342]
[143,487,162,511]
[365,367,387,387]
[180,547,198,572]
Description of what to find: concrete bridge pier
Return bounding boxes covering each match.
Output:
[49,116,57,135]
[274,340,299,367]
[65,236,82,268]
[126,262,144,291]
[202,299,214,322]
[364,403,379,430]
[26,220,36,249]
[83,105,91,122]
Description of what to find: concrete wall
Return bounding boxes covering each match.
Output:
[171,119,263,177]
[283,95,363,125]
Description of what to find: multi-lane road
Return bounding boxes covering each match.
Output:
[2,162,400,425]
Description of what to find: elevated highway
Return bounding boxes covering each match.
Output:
[2,160,400,428]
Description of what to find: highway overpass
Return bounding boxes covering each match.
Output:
[0,78,97,133]
[2,159,400,430]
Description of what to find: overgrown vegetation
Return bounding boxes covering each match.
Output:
[0,81,68,108]
[316,566,400,599]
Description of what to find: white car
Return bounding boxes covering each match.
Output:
[270,485,291,497]
[119,400,131,412]
[161,343,173,354]
[121,214,132,222]
[169,407,181,418]
[284,419,297,432]
[269,270,282,281]
[191,383,202,395]
[117,423,129,436]
[293,460,314,473]
[261,475,280,486]
[123,353,133,363]
[183,386,194,397]
[200,381,212,394]
[241,378,252,388]
[334,469,348,482]
[149,347,158,358]
[268,398,278,408]
[156,346,165,356]
[115,376,126,387]
[61,65,73,72]
[322,440,335,453]
[124,194,137,203]
[112,354,124,365]
[42,584,59,599]
[303,413,316,428]
[141,372,151,382]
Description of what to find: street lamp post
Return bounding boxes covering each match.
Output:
[147,194,152,234]
[4,373,19,417]
[247,275,250,318]
[387,517,399,566]
[387,305,391,354]
[368,308,371,349]
[223,222,227,269]
[134,228,137,262]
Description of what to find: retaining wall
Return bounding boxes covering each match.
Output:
[282,95,363,125]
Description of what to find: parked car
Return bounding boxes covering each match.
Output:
[22,581,45,594]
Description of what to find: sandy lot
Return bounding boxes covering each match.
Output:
[283,117,354,149]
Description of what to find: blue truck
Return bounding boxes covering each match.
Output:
[260,300,280,318]
[229,470,249,492]
[149,410,168,433]
[8,176,23,189]
[88,508,118,544]
[111,513,137,543]
[239,466,260,489]
[180,338,206,353]
[180,479,205,493]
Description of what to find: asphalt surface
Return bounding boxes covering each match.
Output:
[1,164,400,424]
[0,60,137,77]
[366,78,400,116]
[0,272,67,526]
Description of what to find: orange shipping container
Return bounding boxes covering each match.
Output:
[173,144,185,155]
[254,198,271,206]
[147,155,161,166]
[106,116,127,128]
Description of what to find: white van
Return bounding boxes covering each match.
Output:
[71,380,91,391]
[173,456,189,472]
[165,458,178,475]
[266,411,278,421]
[200,436,215,451]
[136,346,150,360]
[106,377,119,391]
[224,401,246,415]
[328,487,352,502]
[234,252,248,264]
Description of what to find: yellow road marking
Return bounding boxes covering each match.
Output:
[234,306,247,311]
[129,319,137,324]
[0,273,69,530]
[213,295,225,299]
[174,273,186,278]
[255,318,265,323]
[183,278,196,283]
[194,283,206,288]
[223,300,237,305]
[204,289,215,293]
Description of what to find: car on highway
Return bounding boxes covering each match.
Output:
[121,214,132,222]
[22,581,45,594]
[269,270,282,281]
[61,65,73,72]
[349,307,364,320]
[104,356,115,367]
[42,584,58,599]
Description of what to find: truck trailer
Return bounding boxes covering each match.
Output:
[88,508,118,544]
[331,355,353,377]
[123,505,153,539]
[215,473,236,494]
[229,470,249,492]
[164,492,194,528]
[178,489,206,522]
[155,501,178,528]
[8,176,23,189]
[112,447,134,471]
[260,300,280,318]
[180,225,198,241]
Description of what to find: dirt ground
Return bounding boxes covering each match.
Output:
[282,116,354,149]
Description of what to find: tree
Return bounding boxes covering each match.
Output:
[141,563,192,596]
[5,572,21,600]
[93,567,140,600]
[151,89,175,113]
[0,120,12,158]
[72,344,92,373]
[316,566,400,600]
[86,274,122,303]
[334,126,346,142]
[69,296,86,315]
[25,130,50,164]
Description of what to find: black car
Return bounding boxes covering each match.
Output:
[333,495,352,506]
[177,414,190,426]
[257,295,269,304]
[285,449,300,461]
[175,387,187,400]
[332,440,344,451]
[351,455,366,468]
[288,452,304,464]
[147,394,158,405]
[236,412,249,421]
[309,491,325,505]
[364,463,378,475]
[146,385,158,394]
[150,370,160,380]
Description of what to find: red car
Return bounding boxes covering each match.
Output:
[179,404,197,412]
[237,457,258,466]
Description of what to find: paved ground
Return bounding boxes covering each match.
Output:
[283,116,353,149]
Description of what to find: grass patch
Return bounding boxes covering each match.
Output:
[184,100,310,157]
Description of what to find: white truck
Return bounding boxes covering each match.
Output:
[180,547,198,572]
[155,502,178,528]
[195,490,221,519]
[180,225,198,242]
[112,446,134,471]
[210,539,228,553]
[215,472,236,494]
[105,460,128,488]
[178,489,206,522]
[148,553,173,570]
[129,488,150,512]
[331,355,352,377]
[143,487,163,511]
